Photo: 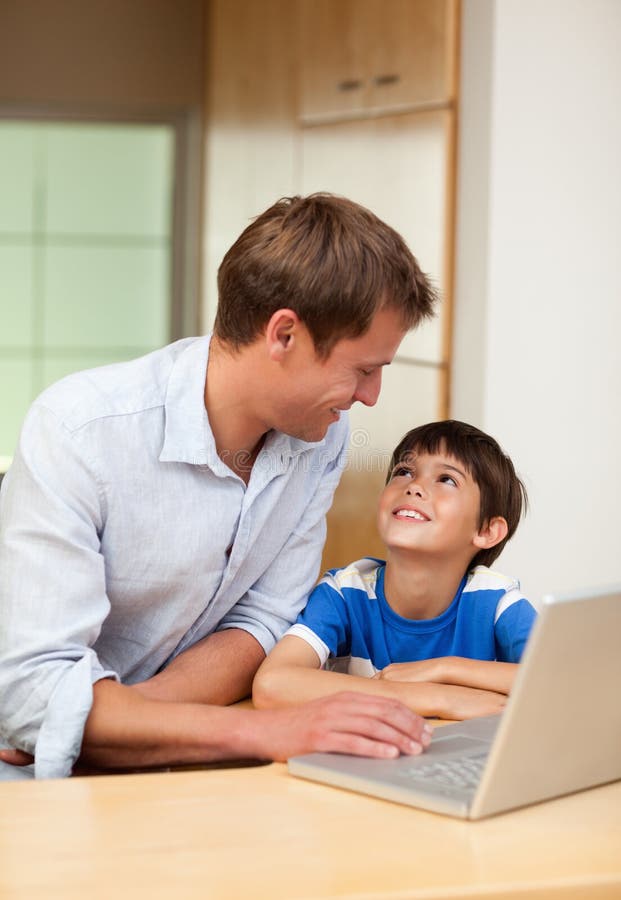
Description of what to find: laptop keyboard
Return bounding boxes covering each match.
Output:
[400,751,489,791]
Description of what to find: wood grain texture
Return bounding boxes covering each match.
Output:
[0,756,619,898]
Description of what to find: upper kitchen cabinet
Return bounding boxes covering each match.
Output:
[297,0,458,122]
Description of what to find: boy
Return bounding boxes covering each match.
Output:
[253,420,537,720]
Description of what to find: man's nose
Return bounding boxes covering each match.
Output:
[353,370,382,407]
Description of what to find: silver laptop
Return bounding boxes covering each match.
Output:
[288,584,621,819]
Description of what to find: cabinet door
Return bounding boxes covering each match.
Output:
[298,0,370,119]
[298,0,456,120]
[366,0,456,112]
[301,110,451,365]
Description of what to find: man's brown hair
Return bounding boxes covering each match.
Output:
[387,420,528,569]
[214,193,437,358]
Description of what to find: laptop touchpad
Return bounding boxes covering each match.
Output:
[427,735,487,757]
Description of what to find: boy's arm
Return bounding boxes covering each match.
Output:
[375,658,518,696]
[253,636,509,720]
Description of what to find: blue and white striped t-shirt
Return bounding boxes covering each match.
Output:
[287,559,537,676]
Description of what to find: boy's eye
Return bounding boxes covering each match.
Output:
[392,465,413,479]
[439,474,457,487]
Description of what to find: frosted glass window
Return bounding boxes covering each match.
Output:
[0,120,175,459]
[43,246,169,348]
[0,246,35,346]
[0,358,35,456]
[45,126,173,237]
[0,123,37,234]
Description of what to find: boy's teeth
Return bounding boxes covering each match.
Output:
[396,509,426,521]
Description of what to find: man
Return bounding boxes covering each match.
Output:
[0,194,437,779]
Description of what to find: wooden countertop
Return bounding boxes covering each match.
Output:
[1,754,619,899]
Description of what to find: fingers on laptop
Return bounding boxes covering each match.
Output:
[265,691,433,761]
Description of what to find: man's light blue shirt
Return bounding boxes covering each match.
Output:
[0,336,348,779]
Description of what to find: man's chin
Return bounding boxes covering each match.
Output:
[285,421,331,444]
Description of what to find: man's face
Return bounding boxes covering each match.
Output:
[377,448,483,566]
[272,307,407,443]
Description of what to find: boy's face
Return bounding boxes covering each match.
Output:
[377,449,484,566]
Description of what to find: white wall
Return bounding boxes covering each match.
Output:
[453,0,621,602]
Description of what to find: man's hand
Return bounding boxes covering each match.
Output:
[0,748,34,767]
[251,691,433,761]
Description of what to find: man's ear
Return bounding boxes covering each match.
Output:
[265,309,301,361]
[473,516,509,551]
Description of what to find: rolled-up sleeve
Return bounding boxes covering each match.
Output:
[0,404,118,778]
[217,438,347,653]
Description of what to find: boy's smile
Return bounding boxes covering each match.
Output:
[393,506,429,522]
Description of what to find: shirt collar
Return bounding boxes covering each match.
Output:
[159,335,327,467]
[159,336,215,466]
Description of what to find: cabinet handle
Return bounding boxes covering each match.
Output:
[336,78,363,92]
[373,74,400,87]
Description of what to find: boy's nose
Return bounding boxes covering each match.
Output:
[406,481,426,499]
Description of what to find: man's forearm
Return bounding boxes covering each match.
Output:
[77,678,434,769]
[81,629,267,769]
[80,678,267,769]
[132,628,266,706]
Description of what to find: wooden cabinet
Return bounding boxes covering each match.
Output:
[203,0,298,324]
[298,0,457,121]
[204,0,460,571]
[297,0,459,569]
[300,109,452,366]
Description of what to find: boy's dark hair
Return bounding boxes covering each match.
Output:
[214,193,437,358]
[387,420,528,569]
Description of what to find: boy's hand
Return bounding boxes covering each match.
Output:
[429,684,508,720]
[375,657,517,698]
[374,663,509,719]
[375,659,451,684]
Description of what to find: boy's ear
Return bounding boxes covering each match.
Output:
[265,309,301,361]
[473,516,508,551]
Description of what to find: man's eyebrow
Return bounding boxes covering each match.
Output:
[362,358,393,368]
